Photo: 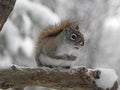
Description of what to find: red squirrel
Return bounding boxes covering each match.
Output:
[35,19,84,68]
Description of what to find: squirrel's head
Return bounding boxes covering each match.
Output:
[63,23,84,49]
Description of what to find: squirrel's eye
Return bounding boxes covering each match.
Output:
[71,34,77,40]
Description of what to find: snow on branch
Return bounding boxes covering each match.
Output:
[0,0,16,31]
[0,65,118,90]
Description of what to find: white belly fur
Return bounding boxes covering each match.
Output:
[39,54,73,67]
[57,42,79,56]
[39,42,79,67]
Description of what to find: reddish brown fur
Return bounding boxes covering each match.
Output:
[37,19,79,42]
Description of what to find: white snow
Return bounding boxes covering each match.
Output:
[3,19,22,54]
[3,19,34,58]
[20,37,34,58]
[20,13,32,36]
[14,0,60,26]
[0,52,12,70]
[104,16,120,30]
[95,68,118,89]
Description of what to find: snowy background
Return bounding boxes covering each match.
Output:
[0,0,120,90]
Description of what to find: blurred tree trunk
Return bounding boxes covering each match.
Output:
[0,0,16,31]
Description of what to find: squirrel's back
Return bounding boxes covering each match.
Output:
[37,19,80,44]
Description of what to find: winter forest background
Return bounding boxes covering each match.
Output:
[0,0,120,90]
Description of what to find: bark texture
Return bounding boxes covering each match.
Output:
[0,66,104,90]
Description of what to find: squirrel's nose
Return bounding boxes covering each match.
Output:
[80,34,84,46]
[80,41,84,46]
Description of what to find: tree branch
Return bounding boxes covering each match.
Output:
[0,0,16,31]
[0,65,106,90]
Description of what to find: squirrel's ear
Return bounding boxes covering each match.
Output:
[72,22,79,30]
[64,27,70,35]
[75,25,79,30]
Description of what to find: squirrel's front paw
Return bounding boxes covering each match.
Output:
[70,55,77,60]
[66,55,77,60]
